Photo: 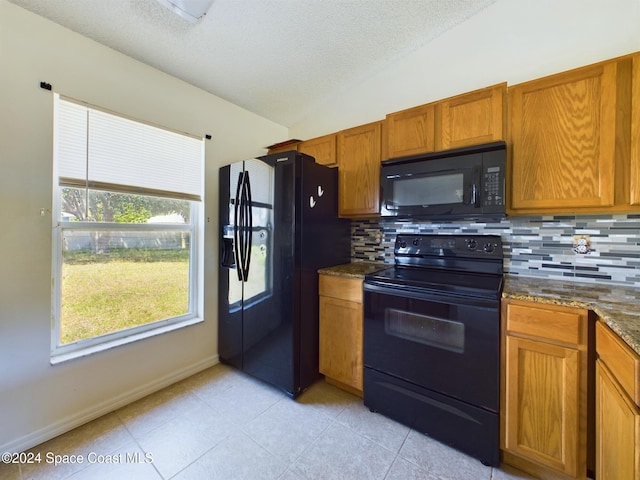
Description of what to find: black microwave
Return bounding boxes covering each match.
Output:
[380,141,506,220]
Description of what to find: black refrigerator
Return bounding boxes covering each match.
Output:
[218,151,351,397]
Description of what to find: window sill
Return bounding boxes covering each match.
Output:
[50,316,204,365]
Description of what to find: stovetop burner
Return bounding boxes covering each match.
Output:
[365,234,504,300]
[367,265,503,300]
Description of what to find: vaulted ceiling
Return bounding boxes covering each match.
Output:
[8,0,497,126]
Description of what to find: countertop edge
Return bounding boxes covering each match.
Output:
[318,261,387,279]
[503,280,640,357]
[318,265,640,357]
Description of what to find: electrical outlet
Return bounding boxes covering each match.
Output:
[573,235,591,254]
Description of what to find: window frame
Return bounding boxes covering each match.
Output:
[50,96,204,362]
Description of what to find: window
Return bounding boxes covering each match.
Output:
[51,95,203,359]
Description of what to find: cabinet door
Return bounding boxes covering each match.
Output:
[299,134,337,167]
[503,335,581,477]
[509,61,618,211]
[595,360,639,480]
[436,83,506,150]
[631,54,640,205]
[337,122,381,217]
[386,103,436,158]
[319,295,363,392]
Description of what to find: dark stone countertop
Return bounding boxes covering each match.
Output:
[504,275,640,356]
[318,261,388,279]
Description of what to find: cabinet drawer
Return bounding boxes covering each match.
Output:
[505,301,586,345]
[596,321,640,406]
[319,275,363,303]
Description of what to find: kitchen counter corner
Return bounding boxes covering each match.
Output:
[318,261,387,279]
[503,275,640,356]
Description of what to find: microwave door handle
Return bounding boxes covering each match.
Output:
[471,183,480,207]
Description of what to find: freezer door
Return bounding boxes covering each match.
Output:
[218,162,244,369]
[241,158,297,394]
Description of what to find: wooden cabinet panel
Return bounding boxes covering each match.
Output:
[436,83,506,150]
[505,302,584,345]
[337,121,382,217]
[319,275,362,303]
[631,54,640,205]
[509,61,618,211]
[386,103,436,159]
[319,295,363,393]
[501,299,590,479]
[596,321,640,405]
[299,134,337,167]
[595,360,640,480]
[503,335,581,477]
[318,275,364,395]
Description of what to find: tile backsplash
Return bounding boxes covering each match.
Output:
[352,214,640,287]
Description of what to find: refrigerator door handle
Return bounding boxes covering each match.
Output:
[234,171,245,282]
[242,171,253,279]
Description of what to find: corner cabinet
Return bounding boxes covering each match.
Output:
[318,274,364,396]
[501,299,592,479]
[631,54,640,206]
[508,53,638,215]
[595,321,640,480]
[337,121,382,217]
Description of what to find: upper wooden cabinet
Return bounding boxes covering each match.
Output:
[508,54,637,214]
[386,102,436,159]
[337,121,382,217]
[386,83,506,159]
[631,54,640,206]
[298,134,337,167]
[435,83,507,151]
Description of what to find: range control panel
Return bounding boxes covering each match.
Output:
[395,234,503,259]
[483,165,504,207]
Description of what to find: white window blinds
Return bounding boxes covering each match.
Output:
[55,94,203,201]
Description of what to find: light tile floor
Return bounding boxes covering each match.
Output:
[1,363,537,480]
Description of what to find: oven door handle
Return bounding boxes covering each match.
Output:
[363,281,499,309]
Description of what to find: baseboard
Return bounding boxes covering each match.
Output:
[1,355,219,454]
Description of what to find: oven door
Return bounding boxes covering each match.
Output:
[363,281,499,411]
[380,154,482,218]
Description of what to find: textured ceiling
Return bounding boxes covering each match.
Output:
[8,0,497,127]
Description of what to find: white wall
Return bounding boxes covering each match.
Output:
[0,0,286,452]
[2,0,640,454]
[290,0,640,139]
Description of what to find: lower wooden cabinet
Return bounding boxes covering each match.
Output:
[318,274,363,395]
[501,299,591,479]
[595,321,640,479]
